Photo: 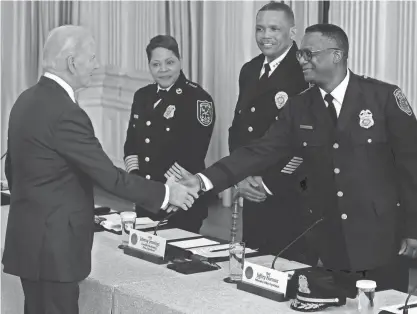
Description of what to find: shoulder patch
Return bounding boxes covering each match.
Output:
[394,88,413,116]
[197,100,213,126]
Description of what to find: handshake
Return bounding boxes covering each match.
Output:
[163,163,202,213]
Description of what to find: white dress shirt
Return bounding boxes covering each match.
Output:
[154,84,174,108]
[259,44,293,78]
[319,69,350,117]
[198,70,352,195]
[44,72,170,209]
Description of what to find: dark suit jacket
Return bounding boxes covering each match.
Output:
[3,77,166,282]
[202,71,417,271]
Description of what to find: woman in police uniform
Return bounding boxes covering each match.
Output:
[124,35,215,233]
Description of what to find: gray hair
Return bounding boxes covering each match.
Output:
[42,25,92,71]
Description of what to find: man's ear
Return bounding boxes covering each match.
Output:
[67,55,76,74]
[333,50,344,64]
[290,26,297,41]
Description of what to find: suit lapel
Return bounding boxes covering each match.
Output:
[309,86,335,134]
[337,72,365,132]
[238,57,264,111]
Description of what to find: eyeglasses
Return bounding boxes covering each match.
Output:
[296,48,343,62]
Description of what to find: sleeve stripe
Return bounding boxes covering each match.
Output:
[124,155,139,172]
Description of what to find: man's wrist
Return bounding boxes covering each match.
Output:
[195,173,205,192]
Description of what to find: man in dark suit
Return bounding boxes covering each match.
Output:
[184,24,417,293]
[228,2,310,261]
[2,25,197,314]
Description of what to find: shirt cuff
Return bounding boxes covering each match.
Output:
[197,173,214,191]
[262,180,273,195]
[161,184,170,209]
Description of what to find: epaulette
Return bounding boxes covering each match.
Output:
[360,75,389,86]
[186,81,198,88]
[298,85,314,95]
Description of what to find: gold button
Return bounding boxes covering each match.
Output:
[367,138,372,143]
[145,175,151,179]
[303,142,308,147]
[397,203,400,207]
[248,126,253,132]
[251,107,255,112]
[145,138,150,143]
[146,121,151,126]
[333,143,339,149]
[341,213,347,220]
[166,127,170,132]
[337,191,344,197]
[334,168,340,174]
[275,116,279,120]
[145,157,150,162]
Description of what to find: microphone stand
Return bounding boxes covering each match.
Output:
[230,188,241,243]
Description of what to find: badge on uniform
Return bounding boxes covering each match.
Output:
[275,91,288,109]
[176,88,182,95]
[394,88,413,116]
[164,105,176,119]
[359,109,374,129]
[197,100,213,126]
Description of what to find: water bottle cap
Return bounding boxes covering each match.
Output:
[120,211,137,220]
[356,280,377,289]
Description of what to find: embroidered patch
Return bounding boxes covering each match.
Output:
[163,105,176,119]
[359,109,374,129]
[394,88,413,116]
[197,100,213,126]
[275,91,288,109]
[176,88,182,95]
[298,275,311,294]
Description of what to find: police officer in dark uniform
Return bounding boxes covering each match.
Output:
[124,35,215,233]
[189,24,417,293]
[229,2,310,262]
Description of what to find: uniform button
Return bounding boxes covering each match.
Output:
[275,116,279,120]
[397,202,401,207]
[341,213,347,220]
[146,121,151,126]
[333,143,339,149]
[145,138,150,143]
[251,107,255,112]
[145,157,150,162]
[248,126,253,132]
[238,110,242,114]
[309,209,313,214]
[337,191,344,197]
[334,168,340,174]
[146,175,151,180]
[166,127,170,132]
[367,138,372,143]
[303,142,308,147]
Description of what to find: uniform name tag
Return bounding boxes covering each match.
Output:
[300,125,313,130]
[242,261,289,296]
[128,229,166,258]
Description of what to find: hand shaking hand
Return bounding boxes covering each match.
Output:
[236,176,267,203]
[165,163,200,213]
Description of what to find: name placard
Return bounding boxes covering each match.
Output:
[241,261,289,296]
[129,229,166,258]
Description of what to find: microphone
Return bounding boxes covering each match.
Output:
[153,211,176,235]
[400,286,417,314]
[271,217,324,270]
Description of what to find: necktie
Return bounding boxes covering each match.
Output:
[324,93,337,125]
[157,89,168,99]
[259,63,271,84]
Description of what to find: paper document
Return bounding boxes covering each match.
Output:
[150,228,201,241]
[188,244,257,258]
[170,238,219,249]
[1,190,10,195]
[379,303,417,314]
[97,213,159,232]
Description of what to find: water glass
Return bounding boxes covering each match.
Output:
[356,280,377,314]
[120,211,136,246]
[229,242,245,282]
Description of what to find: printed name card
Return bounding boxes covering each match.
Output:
[129,229,166,258]
[241,261,289,296]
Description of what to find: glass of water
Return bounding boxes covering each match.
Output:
[120,211,136,247]
[229,242,245,282]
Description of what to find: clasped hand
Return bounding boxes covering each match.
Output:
[163,163,201,213]
[236,176,267,203]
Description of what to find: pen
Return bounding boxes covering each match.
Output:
[210,248,229,253]
[398,303,417,310]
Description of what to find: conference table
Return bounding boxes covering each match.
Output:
[1,204,415,313]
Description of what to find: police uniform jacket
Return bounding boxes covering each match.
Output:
[202,71,417,271]
[124,71,215,220]
[229,42,308,193]
[3,76,165,282]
